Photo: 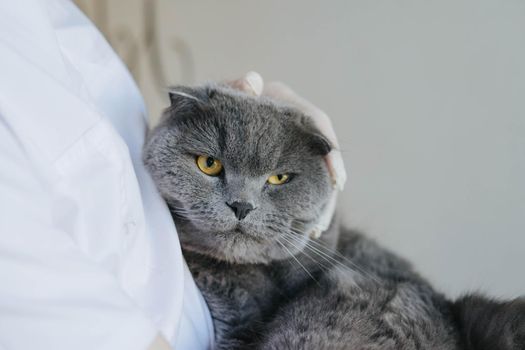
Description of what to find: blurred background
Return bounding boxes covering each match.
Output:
[75,0,525,298]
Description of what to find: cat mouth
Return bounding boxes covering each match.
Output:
[230,225,267,242]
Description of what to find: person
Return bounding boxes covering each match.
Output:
[1,1,211,348]
[0,1,344,349]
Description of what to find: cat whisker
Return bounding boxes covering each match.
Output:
[280,233,350,276]
[278,234,334,274]
[279,231,364,287]
[289,229,380,284]
[269,222,381,284]
[171,212,209,225]
[275,238,320,285]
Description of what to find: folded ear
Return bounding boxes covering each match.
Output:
[292,112,333,156]
[307,132,332,156]
[167,85,214,109]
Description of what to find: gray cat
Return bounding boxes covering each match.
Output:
[143,84,525,350]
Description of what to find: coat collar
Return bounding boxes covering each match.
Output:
[0,0,102,163]
[0,0,76,91]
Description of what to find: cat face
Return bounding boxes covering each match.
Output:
[144,85,333,263]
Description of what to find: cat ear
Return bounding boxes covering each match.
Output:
[167,86,214,108]
[307,132,332,156]
[292,113,332,156]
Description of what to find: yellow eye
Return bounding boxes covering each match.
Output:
[196,155,223,176]
[267,174,290,185]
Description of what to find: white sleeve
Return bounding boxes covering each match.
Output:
[0,121,159,349]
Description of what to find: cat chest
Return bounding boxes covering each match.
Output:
[188,260,278,333]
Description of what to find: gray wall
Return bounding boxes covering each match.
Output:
[79,0,525,298]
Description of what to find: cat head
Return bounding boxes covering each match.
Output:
[143,84,333,263]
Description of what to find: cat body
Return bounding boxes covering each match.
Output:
[186,222,460,349]
[144,84,524,349]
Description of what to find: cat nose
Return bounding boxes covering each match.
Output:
[226,201,254,220]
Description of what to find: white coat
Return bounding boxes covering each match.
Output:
[0,0,213,349]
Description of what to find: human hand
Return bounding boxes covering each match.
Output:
[147,334,172,350]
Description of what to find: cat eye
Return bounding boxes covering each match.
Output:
[196,155,223,176]
[267,174,290,185]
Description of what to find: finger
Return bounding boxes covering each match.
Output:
[226,71,264,96]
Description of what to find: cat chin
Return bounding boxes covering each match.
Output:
[179,228,303,264]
